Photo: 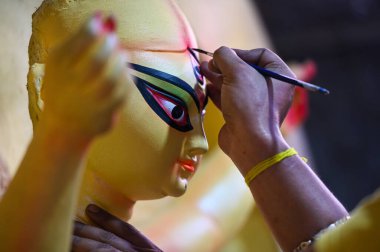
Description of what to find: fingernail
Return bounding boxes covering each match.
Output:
[89,12,103,34]
[94,11,103,20]
[103,15,116,33]
[87,204,100,213]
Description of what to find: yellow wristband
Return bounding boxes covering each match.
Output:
[245,148,298,185]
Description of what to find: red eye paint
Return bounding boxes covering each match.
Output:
[146,85,189,127]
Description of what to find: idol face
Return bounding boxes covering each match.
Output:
[28,0,208,201]
[87,49,208,200]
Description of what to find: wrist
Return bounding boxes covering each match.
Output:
[237,132,290,176]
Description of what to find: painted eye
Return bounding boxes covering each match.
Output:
[172,105,184,119]
[159,98,188,127]
[164,100,185,121]
[133,76,193,132]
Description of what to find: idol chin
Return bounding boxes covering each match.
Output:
[162,162,194,197]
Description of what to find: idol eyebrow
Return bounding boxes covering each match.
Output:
[128,63,200,110]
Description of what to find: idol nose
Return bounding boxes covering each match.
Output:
[184,134,209,157]
[182,124,209,157]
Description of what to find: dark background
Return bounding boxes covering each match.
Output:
[255,0,380,210]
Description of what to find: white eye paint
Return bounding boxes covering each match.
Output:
[162,100,185,121]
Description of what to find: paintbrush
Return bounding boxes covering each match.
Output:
[191,48,330,95]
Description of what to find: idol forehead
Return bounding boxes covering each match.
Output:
[127,50,207,110]
[30,0,198,65]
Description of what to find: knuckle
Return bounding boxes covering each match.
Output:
[214,46,229,58]
[100,230,117,242]
[251,47,267,56]
[71,236,81,246]
[255,48,271,60]
[73,221,85,234]
[257,47,271,55]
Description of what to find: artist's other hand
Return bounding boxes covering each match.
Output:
[72,205,163,252]
[200,47,295,174]
[41,13,129,143]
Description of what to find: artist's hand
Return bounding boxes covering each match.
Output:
[72,205,163,252]
[41,13,129,143]
[200,47,295,174]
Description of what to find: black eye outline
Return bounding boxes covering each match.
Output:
[188,48,204,85]
[188,48,208,109]
[132,75,193,132]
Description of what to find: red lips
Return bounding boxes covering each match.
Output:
[178,160,196,173]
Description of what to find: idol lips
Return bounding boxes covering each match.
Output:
[178,160,196,173]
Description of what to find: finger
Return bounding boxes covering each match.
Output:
[206,84,221,110]
[86,205,161,250]
[72,235,126,252]
[208,59,221,74]
[200,61,223,88]
[234,48,295,107]
[84,33,119,80]
[79,33,119,82]
[234,48,295,77]
[212,46,250,76]
[73,221,135,252]
[58,13,104,65]
[85,49,128,104]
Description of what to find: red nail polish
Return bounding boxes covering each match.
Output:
[103,15,116,33]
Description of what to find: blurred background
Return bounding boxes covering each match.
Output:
[255,0,380,210]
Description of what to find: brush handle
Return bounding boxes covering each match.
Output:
[248,63,330,95]
[191,48,330,95]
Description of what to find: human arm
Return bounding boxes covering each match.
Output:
[0,14,128,252]
[200,47,349,252]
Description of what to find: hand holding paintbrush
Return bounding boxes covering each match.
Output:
[198,46,300,171]
[193,48,329,95]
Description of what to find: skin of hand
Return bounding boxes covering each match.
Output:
[0,14,130,252]
[200,47,294,174]
[72,205,163,252]
[201,47,348,252]
[40,13,129,145]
